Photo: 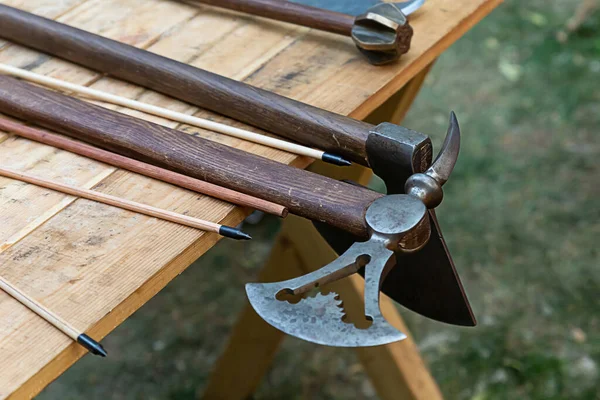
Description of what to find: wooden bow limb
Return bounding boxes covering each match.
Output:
[0,64,349,166]
[0,118,287,218]
[0,166,252,240]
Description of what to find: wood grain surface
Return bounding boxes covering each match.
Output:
[189,0,356,35]
[0,0,502,398]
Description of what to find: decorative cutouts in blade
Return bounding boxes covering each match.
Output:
[246,113,464,347]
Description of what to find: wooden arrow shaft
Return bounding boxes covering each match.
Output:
[191,0,355,36]
[0,76,382,238]
[0,64,330,163]
[0,4,372,165]
[0,167,224,233]
[0,118,288,218]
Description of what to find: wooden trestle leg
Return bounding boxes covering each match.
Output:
[203,63,442,400]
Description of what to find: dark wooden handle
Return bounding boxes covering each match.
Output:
[192,0,355,36]
[0,4,373,166]
[0,76,381,237]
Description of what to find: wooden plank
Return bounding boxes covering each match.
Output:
[365,61,436,125]
[0,0,319,396]
[0,170,241,398]
[0,0,201,253]
[0,0,502,397]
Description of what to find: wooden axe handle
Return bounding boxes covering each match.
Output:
[0,4,372,166]
[0,76,381,237]
[190,0,355,35]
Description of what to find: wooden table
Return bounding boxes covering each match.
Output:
[0,0,501,398]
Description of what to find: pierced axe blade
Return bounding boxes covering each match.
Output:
[246,113,461,346]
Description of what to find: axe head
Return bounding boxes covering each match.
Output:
[314,210,476,326]
[248,194,431,347]
[248,114,473,347]
[315,113,476,326]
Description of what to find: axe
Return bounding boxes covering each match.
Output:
[248,114,462,346]
[0,77,465,346]
[0,5,476,331]
[186,0,425,65]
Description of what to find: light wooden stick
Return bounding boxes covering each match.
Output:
[0,64,350,166]
[0,275,107,356]
[0,118,287,218]
[0,166,252,240]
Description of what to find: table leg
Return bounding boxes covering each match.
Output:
[202,232,301,400]
[204,61,441,400]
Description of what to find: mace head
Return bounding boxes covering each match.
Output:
[351,3,414,65]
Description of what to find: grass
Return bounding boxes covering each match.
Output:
[38,1,599,399]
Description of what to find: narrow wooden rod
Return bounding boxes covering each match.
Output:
[0,276,79,340]
[0,167,251,240]
[190,0,356,36]
[0,64,347,165]
[0,118,287,218]
[0,276,107,356]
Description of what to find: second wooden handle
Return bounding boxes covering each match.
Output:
[0,5,373,165]
[0,76,382,237]
[192,0,355,35]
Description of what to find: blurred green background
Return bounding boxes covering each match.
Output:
[39,0,599,399]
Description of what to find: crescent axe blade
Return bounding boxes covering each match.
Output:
[246,237,407,347]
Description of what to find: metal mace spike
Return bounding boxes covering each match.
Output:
[246,112,460,347]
